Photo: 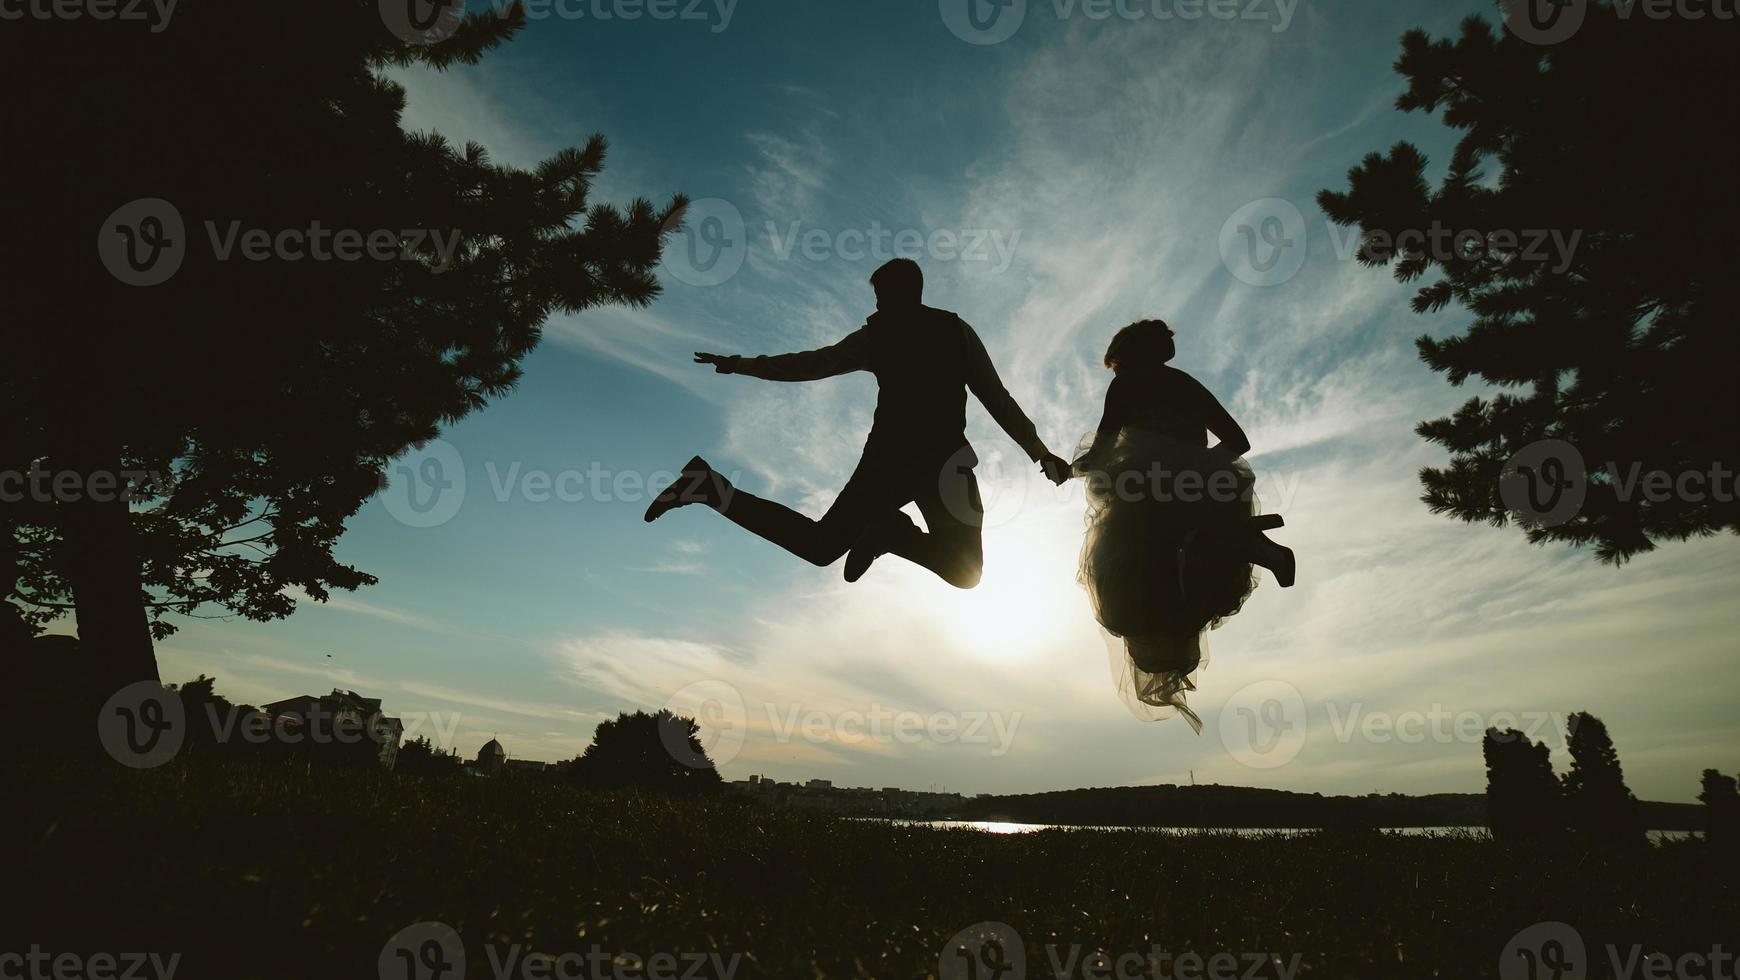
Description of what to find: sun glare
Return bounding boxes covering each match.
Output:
[923,523,1084,659]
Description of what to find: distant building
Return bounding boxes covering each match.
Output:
[725,775,785,795]
[464,739,550,777]
[472,738,506,776]
[807,779,833,791]
[263,689,403,769]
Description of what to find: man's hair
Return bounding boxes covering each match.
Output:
[870,258,924,304]
[1104,319,1176,370]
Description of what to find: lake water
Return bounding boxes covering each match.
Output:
[873,819,1695,842]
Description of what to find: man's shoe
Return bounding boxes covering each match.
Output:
[644,456,725,523]
[844,512,918,583]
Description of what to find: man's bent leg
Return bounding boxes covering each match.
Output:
[895,462,985,589]
[717,467,896,569]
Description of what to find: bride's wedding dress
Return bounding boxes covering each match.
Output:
[1075,375,1262,732]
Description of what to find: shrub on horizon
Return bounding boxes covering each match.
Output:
[1483,726,1563,842]
[1561,713,1643,847]
[567,710,722,795]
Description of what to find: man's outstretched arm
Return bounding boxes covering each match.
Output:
[695,329,869,382]
[961,322,1070,482]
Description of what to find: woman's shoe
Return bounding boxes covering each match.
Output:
[1271,545,1296,588]
[1259,537,1296,588]
[1242,530,1295,588]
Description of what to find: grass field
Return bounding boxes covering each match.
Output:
[10,755,1736,980]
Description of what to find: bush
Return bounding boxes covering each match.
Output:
[1562,713,1643,847]
[1484,727,1563,841]
[567,709,722,794]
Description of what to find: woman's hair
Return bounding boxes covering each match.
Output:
[1104,319,1176,371]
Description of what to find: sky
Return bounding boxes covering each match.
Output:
[136,0,1738,804]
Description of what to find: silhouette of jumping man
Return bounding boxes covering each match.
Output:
[646,259,1070,587]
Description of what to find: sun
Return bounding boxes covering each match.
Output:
[922,521,1085,660]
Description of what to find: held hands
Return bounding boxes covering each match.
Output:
[694,352,739,374]
[1038,452,1072,486]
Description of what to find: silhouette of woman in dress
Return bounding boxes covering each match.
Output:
[1069,319,1294,731]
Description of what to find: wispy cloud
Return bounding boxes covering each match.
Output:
[544,307,722,396]
[281,586,445,632]
[744,129,833,221]
[396,681,603,724]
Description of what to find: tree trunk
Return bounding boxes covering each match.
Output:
[59,441,158,686]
